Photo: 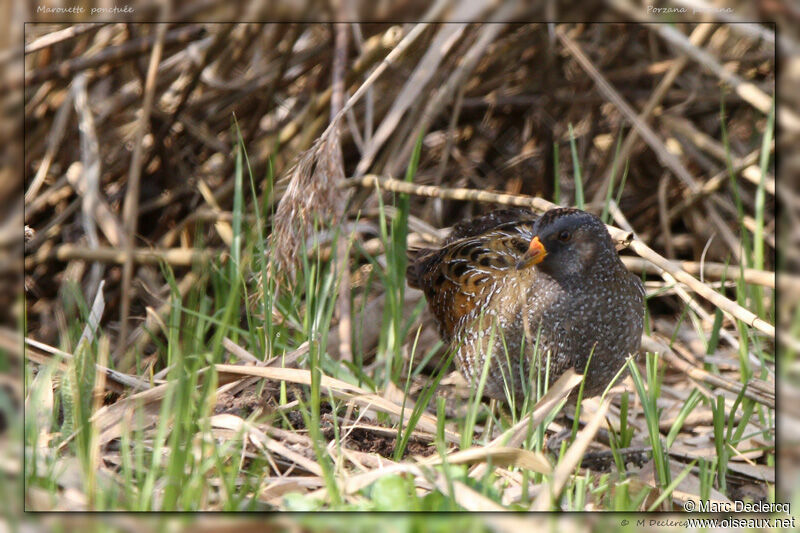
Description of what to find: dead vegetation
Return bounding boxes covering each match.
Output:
[10,1,793,512]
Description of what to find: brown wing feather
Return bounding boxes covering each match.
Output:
[407,212,536,340]
[409,240,493,340]
[444,208,538,245]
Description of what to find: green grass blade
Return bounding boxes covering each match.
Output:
[568,123,584,209]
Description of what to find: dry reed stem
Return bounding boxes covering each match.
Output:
[222,336,308,368]
[27,244,213,267]
[663,113,734,164]
[332,19,352,363]
[63,163,124,247]
[430,477,506,511]
[606,0,782,122]
[667,145,769,223]
[24,336,151,392]
[127,271,199,356]
[215,363,460,444]
[73,72,104,297]
[319,2,449,143]
[77,279,105,347]
[306,460,506,510]
[642,335,774,408]
[530,398,611,511]
[118,21,168,368]
[668,0,776,49]
[387,3,520,177]
[249,25,401,155]
[741,165,775,196]
[25,89,73,203]
[354,19,469,176]
[22,22,106,56]
[16,24,205,91]
[468,369,583,481]
[611,197,763,371]
[210,414,325,476]
[621,256,776,289]
[650,22,785,124]
[658,173,675,259]
[355,0,502,176]
[623,235,774,338]
[556,25,698,190]
[591,22,716,204]
[556,24,742,260]
[420,446,551,473]
[219,337,308,397]
[431,81,467,225]
[670,339,773,397]
[270,15,448,282]
[152,24,236,147]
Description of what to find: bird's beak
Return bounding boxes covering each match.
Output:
[516,236,547,270]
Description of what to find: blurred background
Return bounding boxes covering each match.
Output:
[2,0,797,528]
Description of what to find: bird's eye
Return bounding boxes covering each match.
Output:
[558,230,571,242]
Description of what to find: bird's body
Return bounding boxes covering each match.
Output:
[407,207,645,401]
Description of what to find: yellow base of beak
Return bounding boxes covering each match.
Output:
[516,236,547,270]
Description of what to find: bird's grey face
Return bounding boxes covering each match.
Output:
[515,209,611,278]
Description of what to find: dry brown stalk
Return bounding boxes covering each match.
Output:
[605,0,782,121]
[341,174,556,211]
[556,24,743,262]
[331,17,353,364]
[215,363,460,444]
[591,22,716,204]
[355,0,499,177]
[127,271,199,357]
[25,89,73,203]
[621,256,776,289]
[17,24,205,91]
[270,17,445,283]
[24,336,151,392]
[73,73,105,296]
[23,22,106,56]
[467,370,583,482]
[24,174,68,221]
[643,335,774,408]
[667,146,768,223]
[27,243,213,267]
[118,21,168,368]
[249,25,401,157]
[662,113,732,164]
[23,198,81,253]
[319,4,447,142]
[611,198,764,370]
[530,398,611,511]
[64,163,124,248]
[651,22,784,123]
[387,2,521,177]
[623,235,774,338]
[658,173,675,259]
[556,24,698,191]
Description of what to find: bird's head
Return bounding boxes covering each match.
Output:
[515,208,614,278]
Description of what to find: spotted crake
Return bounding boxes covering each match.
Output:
[407,207,645,401]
